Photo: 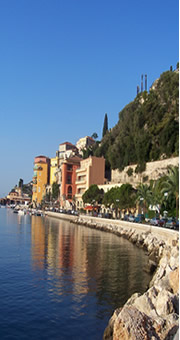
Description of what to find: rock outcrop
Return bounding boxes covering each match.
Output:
[74,217,179,340]
[103,233,179,339]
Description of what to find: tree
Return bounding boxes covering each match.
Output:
[52,182,59,200]
[103,184,136,217]
[82,185,104,204]
[102,113,108,138]
[136,183,152,214]
[91,132,98,140]
[18,178,23,188]
[161,166,179,219]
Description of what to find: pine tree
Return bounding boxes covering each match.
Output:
[102,113,108,138]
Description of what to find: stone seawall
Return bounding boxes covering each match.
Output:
[46,212,179,339]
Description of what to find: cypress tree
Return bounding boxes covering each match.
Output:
[102,113,108,137]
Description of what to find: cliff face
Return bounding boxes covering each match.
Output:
[94,68,179,172]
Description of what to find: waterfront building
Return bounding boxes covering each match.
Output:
[60,156,81,208]
[6,189,31,205]
[76,136,95,155]
[56,142,78,160]
[32,156,50,206]
[55,142,80,205]
[75,156,105,208]
[50,156,59,186]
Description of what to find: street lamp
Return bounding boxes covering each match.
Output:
[140,197,144,214]
[115,199,119,219]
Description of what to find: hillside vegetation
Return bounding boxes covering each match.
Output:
[92,68,179,172]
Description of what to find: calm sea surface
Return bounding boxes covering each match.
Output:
[0,207,152,339]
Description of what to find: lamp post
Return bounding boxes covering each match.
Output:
[92,199,95,216]
[140,197,144,214]
[115,199,119,218]
[163,192,168,217]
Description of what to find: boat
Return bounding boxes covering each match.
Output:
[18,210,25,215]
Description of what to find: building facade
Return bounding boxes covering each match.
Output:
[50,156,58,186]
[60,156,81,208]
[75,156,105,208]
[6,190,31,205]
[76,136,95,155]
[32,156,50,206]
[57,142,78,160]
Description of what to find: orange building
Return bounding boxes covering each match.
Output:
[75,156,105,208]
[60,156,81,208]
[32,156,50,206]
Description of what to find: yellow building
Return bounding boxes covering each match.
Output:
[50,156,58,186]
[32,156,50,206]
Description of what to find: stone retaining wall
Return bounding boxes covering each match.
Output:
[111,156,179,187]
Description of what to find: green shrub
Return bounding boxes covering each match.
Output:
[127,167,133,177]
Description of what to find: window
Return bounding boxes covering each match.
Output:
[67,165,73,171]
[38,187,41,193]
[67,186,72,199]
[67,174,72,184]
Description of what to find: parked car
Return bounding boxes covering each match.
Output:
[175,219,179,230]
[150,217,160,226]
[104,213,112,219]
[71,210,79,216]
[165,218,177,229]
[128,215,135,222]
[158,218,167,228]
[134,214,143,223]
[59,209,66,214]
[123,214,129,221]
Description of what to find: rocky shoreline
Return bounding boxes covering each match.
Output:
[73,216,179,340]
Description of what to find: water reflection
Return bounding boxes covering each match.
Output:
[0,209,152,339]
[31,216,151,311]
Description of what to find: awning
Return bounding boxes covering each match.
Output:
[84,205,98,210]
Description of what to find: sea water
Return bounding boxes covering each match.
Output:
[0,208,152,339]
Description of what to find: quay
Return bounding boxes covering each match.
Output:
[46,211,178,243]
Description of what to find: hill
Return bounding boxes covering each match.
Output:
[92,67,179,173]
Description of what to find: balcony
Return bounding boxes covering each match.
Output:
[75,178,86,185]
[75,193,84,198]
[33,166,42,171]
[76,167,86,173]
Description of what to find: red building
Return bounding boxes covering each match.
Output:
[60,156,81,207]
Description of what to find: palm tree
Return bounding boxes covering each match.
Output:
[149,179,164,213]
[136,183,152,214]
[161,166,179,219]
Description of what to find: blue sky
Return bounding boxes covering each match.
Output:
[0,0,179,197]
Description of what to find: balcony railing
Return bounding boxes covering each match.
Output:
[76,167,86,173]
[75,179,86,184]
